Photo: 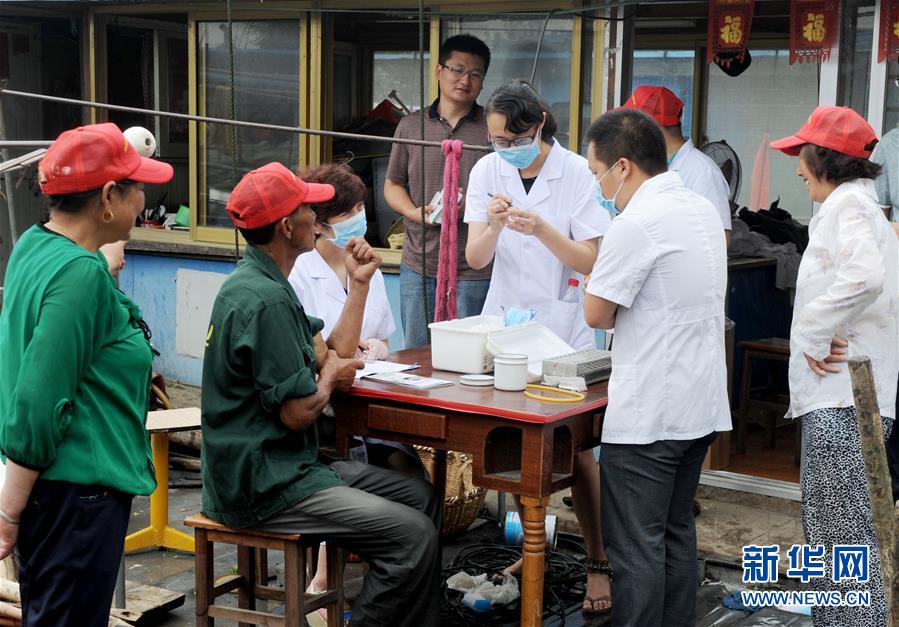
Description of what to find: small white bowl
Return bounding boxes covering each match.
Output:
[459,374,495,387]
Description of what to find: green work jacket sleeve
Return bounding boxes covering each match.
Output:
[237,301,322,413]
[2,258,114,469]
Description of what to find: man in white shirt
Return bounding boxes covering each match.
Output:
[869,128,899,503]
[623,85,733,247]
[583,109,731,627]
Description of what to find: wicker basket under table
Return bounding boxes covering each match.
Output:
[415,446,487,537]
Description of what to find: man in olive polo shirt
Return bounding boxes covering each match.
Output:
[202,162,441,626]
[385,34,492,348]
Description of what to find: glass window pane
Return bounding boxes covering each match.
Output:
[632,50,695,139]
[41,18,83,139]
[372,51,430,111]
[706,49,819,220]
[106,24,156,132]
[838,0,874,120]
[579,18,595,155]
[443,16,574,146]
[198,21,300,228]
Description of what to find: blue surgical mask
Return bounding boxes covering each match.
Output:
[325,208,367,247]
[496,141,541,169]
[595,162,625,219]
[595,184,619,219]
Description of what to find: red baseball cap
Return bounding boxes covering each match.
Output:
[621,86,684,126]
[39,123,173,195]
[770,106,877,158]
[226,162,335,229]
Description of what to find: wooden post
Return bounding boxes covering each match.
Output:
[519,496,549,627]
[848,357,896,622]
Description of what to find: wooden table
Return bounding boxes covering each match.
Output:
[331,347,607,627]
[124,407,201,554]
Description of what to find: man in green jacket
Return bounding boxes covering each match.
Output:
[201,163,440,627]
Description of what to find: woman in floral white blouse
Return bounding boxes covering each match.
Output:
[771,106,898,627]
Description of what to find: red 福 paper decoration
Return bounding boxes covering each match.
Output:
[707,0,756,66]
[878,0,899,63]
[790,0,839,64]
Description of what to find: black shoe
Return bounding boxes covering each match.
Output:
[562,495,574,508]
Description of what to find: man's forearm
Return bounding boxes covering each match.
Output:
[280,372,335,431]
[384,180,420,221]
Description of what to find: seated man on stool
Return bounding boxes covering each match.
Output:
[201,162,441,627]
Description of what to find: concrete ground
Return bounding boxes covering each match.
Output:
[129,382,810,626]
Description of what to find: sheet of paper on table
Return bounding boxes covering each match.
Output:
[355,360,418,379]
[363,371,454,389]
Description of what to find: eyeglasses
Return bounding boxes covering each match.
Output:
[490,130,540,151]
[439,64,486,82]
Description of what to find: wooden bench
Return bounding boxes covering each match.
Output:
[736,338,800,465]
[185,513,344,626]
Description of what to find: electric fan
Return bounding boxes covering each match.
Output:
[699,139,742,206]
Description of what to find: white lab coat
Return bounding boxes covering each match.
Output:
[587,171,731,444]
[669,139,732,231]
[465,140,610,350]
[288,248,396,342]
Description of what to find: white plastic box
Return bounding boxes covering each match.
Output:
[486,323,574,381]
[428,315,504,374]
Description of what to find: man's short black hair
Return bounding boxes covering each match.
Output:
[238,223,277,246]
[439,34,491,73]
[586,109,668,177]
[799,143,882,186]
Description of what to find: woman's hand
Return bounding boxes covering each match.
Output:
[344,238,381,284]
[804,337,849,376]
[487,194,512,231]
[506,208,544,237]
[359,338,390,362]
[0,518,18,561]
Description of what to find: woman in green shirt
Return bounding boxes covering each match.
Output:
[0,123,172,626]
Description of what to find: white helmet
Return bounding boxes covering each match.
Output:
[123,126,157,157]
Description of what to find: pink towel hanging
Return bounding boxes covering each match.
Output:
[434,139,463,322]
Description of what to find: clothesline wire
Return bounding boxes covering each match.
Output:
[190,1,643,20]
[0,88,493,153]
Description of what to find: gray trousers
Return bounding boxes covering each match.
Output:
[600,432,717,627]
[255,460,441,627]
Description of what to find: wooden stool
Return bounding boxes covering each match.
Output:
[736,338,801,465]
[185,513,344,626]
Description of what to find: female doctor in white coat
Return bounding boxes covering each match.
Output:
[289,164,423,624]
[465,79,613,615]
[288,163,422,473]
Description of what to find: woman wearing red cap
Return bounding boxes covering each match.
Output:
[771,106,897,627]
[0,123,173,626]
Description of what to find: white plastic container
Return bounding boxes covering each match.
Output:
[486,323,575,382]
[493,353,528,391]
[428,315,504,374]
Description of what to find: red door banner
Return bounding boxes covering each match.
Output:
[707,0,756,66]
[790,0,839,64]
[878,0,899,63]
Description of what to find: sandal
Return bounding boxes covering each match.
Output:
[304,583,329,627]
[582,559,613,616]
